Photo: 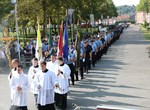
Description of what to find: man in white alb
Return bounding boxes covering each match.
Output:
[46,54,58,73]
[34,61,59,110]
[9,65,29,110]
[28,58,40,107]
[8,59,19,81]
[54,57,71,110]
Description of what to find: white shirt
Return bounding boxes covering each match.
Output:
[9,72,29,107]
[54,63,71,94]
[46,60,58,73]
[34,69,58,106]
[28,66,41,94]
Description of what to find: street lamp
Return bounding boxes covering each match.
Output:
[11,0,20,61]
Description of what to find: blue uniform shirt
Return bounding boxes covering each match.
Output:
[68,48,75,64]
[104,36,108,43]
[93,42,98,52]
[42,43,49,51]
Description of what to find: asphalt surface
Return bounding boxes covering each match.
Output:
[0,25,150,110]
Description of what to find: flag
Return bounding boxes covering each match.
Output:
[57,22,63,56]
[35,22,42,61]
[63,24,68,61]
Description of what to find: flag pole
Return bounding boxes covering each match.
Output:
[75,18,81,72]
[35,18,42,61]
[49,17,53,47]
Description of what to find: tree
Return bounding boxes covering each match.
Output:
[0,0,13,22]
[137,0,150,13]
[0,0,118,38]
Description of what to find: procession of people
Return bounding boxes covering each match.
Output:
[7,23,127,110]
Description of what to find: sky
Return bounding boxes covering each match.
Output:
[112,0,140,6]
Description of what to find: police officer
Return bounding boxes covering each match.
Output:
[90,39,97,67]
[79,45,85,79]
[104,32,108,55]
[68,43,76,85]
[83,40,92,74]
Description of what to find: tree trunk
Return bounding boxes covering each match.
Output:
[86,20,89,36]
[57,11,60,34]
[22,28,25,44]
[42,0,47,38]
[33,25,37,36]
[24,28,27,42]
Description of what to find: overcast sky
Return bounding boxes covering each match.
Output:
[112,0,140,6]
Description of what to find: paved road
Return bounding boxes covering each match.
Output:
[0,25,150,110]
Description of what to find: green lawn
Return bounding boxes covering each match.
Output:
[141,27,150,40]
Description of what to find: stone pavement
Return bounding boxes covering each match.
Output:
[0,25,150,110]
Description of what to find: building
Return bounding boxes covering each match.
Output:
[136,12,150,24]
[116,14,130,22]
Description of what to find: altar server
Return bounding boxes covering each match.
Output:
[28,58,40,106]
[34,61,59,110]
[54,57,71,110]
[10,65,29,110]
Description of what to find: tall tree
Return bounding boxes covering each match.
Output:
[137,0,150,13]
[0,0,13,23]
[0,0,118,37]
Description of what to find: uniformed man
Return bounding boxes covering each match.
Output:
[68,43,76,85]
[90,39,97,67]
[79,47,84,79]
[104,32,108,55]
[83,40,92,74]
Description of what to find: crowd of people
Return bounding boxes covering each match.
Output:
[7,23,128,110]
[9,57,71,110]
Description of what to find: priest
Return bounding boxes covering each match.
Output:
[9,65,29,110]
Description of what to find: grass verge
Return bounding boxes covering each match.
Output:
[141,27,150,40]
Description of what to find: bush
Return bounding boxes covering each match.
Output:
[143,21,148,28]
[147,26,150,31]
[130,21,135,24]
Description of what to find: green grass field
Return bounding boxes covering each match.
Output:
[141,27,150,40]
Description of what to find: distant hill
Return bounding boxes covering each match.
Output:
[117,5,136,15]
